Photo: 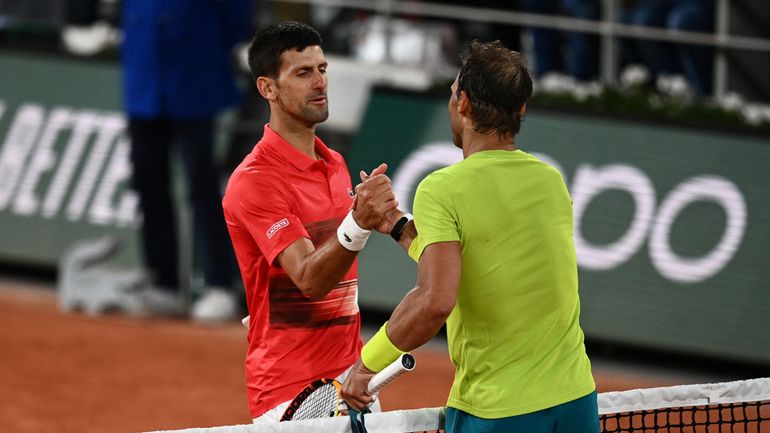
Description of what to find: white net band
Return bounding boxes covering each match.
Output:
[598,376,770,414]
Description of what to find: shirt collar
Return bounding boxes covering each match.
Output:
[262,124,336,171]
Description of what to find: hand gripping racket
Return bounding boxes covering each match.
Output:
[279,353,416,421]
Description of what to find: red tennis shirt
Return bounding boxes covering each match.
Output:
[222,125,362,418]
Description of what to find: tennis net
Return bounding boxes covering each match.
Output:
[146,377,770,433]
[599,377,770,432]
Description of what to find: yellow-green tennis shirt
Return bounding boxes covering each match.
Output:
[408,149,595,419]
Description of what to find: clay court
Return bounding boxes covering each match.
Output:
[1,277,702,433]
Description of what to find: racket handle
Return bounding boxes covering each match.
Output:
[366,353,416,395]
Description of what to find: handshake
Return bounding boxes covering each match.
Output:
[339,163,412,252]
[351,162,406,234]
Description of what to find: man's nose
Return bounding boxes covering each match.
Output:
[312,71,327,89]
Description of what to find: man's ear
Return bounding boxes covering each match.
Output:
[457,90,471,117]
[256,76,276,101]
[519,102,527,118]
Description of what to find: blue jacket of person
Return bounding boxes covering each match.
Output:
[121,0,253,118]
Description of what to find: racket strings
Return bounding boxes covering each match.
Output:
[292,382,341,420]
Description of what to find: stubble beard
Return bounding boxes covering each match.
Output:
[275,97,329,127]
[302,105,329,124]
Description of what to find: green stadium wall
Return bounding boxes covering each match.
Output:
[2,51,769,364]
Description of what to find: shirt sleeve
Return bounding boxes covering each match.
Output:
[408,172,460,262]
[228,175,309,266]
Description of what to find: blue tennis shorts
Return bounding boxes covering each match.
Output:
[445,391,599,433]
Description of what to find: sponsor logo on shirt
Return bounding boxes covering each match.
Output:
[266,218,289,239]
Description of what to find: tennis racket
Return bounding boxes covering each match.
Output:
[279,353,416,421]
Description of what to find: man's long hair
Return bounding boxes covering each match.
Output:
[247,21,322,81]
[457,40,533,137]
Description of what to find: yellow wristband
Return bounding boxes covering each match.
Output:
[360,322,405,373]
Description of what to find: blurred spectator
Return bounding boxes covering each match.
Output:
[457,0,522,54]
[121,0,253,322]
[65,0,99,26]
[624,0,715,97]
[62,0,120,56]
[520,0,600,81]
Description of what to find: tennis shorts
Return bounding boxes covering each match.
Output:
[445,391,599,433]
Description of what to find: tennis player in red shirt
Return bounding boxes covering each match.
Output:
[222,21,398,421]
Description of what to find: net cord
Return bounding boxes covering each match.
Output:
[598,377,770,414]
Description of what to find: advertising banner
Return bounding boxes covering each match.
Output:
[0,52,139,266]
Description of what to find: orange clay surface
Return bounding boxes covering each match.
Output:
[0,279,678,433]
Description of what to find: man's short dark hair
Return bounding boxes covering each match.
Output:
[457,40,533,137]
[247,21,322,81]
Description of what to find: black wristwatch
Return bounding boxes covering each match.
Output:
[390,213,414,242]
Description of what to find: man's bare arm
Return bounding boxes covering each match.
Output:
[387,241,461,349]
[340,241,460,409]
[384,210,416,252]
[276,237,357,301]
[276,164,397,300]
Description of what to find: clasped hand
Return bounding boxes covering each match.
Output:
[352,163,402,232]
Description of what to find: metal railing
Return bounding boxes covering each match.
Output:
[273,0,770,99]
[0,0,66,27]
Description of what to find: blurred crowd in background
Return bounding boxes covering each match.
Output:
[1,0,767,104]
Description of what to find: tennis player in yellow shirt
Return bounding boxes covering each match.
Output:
[342,40,599,433]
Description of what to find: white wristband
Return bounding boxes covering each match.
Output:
[337,211,372,251]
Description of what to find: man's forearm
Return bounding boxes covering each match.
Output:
[279,236,358,301]
[396,220,416,251]
[281,167,395,299]
[296,239,357,300]
[378,209,417,252]
[386,284,449,351]
[374,242,460,352]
